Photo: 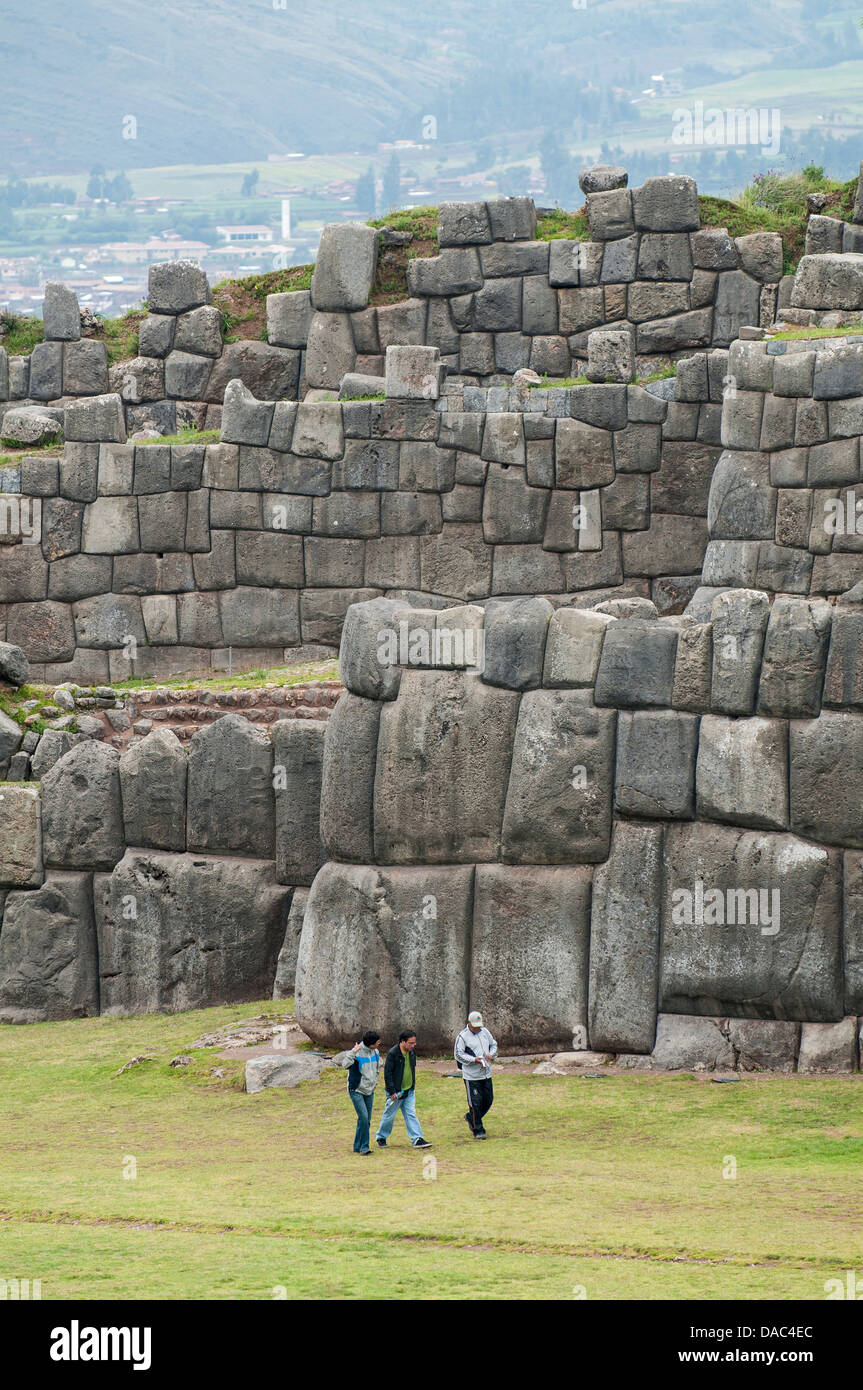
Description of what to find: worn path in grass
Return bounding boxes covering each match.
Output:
[0,1001,860,1300]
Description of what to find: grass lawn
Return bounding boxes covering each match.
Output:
[0,1001,860,1301]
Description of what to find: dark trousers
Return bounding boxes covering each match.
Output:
[349,1090,374,1152]
[465,1077,494,1133]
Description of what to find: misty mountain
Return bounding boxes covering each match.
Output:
[1,0,861,176]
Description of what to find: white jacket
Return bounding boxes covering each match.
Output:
[454,1025,498,1081]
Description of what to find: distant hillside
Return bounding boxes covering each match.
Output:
[3,0,863,177]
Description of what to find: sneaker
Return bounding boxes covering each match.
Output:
[412,1138,433,1149]
[474,1130,487,1140]
[464,1112,475,1133]
[359,1148,372,1156]
[376,1137,387,1148]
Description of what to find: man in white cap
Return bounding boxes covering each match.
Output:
[454,1011,498,1139]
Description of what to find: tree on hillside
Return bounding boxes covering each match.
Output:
[104,172,133,204]
[355,165,376,215]
[86,169,104,200]
[241,168,260,198]
[382,154,401,213]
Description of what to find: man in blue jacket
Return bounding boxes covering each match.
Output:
[342,1030,381,1155]
[375,1030,433,1149]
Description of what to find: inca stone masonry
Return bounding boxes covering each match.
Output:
[4,165,863,1073]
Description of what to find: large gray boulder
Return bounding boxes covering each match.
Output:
[797,1018,859,1073]
[588,822,662,1053]
[615,710,698,819]
[0,642,29,687]
[272,719,326,886]
[729,1019,799,1073]
[502,688,615,864]
[42,282,81,341]
[0,708,24,766]
[695,715,789,831]
[594,619,678,707]
[338,597,404,701]
[245,1052,336,1092]
[0,784,43,887]
[542,607,615,688]
[471,864,592,1050]
[41,741,124,870]
[272,887,309,999]
[482,597,553,690]
[710,589,769,715]
[95,851,289,1014]
[374,669,520,864]
[187,715,274,859]
[204,340,300,404]
[0,872,98,1022]
[311,223,378,312]
[119,728,187,852]
[579,165,628,194]
[148,260,210,315]
[791,254,863,311]
[320,692,381,863]
[295,861,473,1049]
[756,596,832,719]
[304,311,356,391]
[661,823,843,1020]
[790,711,863,848]
[649,1015,734,1071]
[0,405,63,446]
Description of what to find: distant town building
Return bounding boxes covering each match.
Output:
[215,225,274,243]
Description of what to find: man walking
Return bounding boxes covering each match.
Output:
[342,1029,381,1155]
[375,1030,432,1149]
[455,1011,498,1139]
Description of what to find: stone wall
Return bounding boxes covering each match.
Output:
[293,592,863,1070]
[2,343,726,681]
[697,335,863,601]
[0,712,324,1021]
[274,178,787,391]
[0,263,300,445]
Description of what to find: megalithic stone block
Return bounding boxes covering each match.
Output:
[311,223,378,312]
[41,741,124,871]
[471,864,592,1051]
[119,728,187,852]
[186,714,275,859]
[375,669,520,864]
[0,872,97,1022]
[294,861,473,1049]
[94,851,289,1015]
[272,887,308,1000]
[320,691,381,863]
[588,822,662,1053]
[272,719,326,887]
[502,688,615,864]
[0,783,43,887]
[660,822,843,1020]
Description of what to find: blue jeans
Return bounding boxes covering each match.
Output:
[375,1089,423,1143]
[349,1090,374,1152]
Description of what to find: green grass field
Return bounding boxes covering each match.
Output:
[0,1001,860,1301]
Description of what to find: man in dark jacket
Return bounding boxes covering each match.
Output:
[375,1030,432,1149]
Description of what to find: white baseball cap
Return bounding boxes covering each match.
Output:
[468,1010,483,1027]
